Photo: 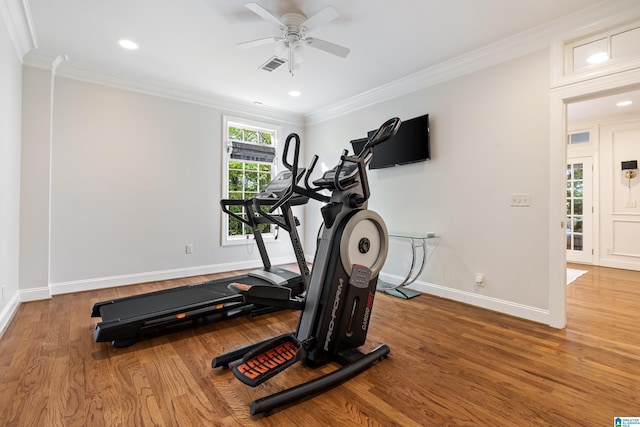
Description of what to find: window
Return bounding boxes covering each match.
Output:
[566,22,640,73]
[566,163,584,251]
[567,131,590,145]
[222,116,280,244]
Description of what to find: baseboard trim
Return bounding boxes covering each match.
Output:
[380,273,550,325]
[48,256,298,296]
[20,286,51,302]
[0,293,21,339]
[597,259,640,272]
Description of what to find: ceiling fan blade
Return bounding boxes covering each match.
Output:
[305,37,350,58]
[237,37,279,49]
[301,6,339,32]
[245,3,284,27]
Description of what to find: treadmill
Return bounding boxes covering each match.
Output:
[91,170,310,347]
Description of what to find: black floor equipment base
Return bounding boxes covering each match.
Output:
[250,344,390,416]
[92,268,303,347]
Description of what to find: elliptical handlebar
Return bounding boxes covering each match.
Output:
[363,117,401,153]
[260,133,330,216]
[266,133,302,213]
[282,133,299,173]
[331,117,402,203]
[262,117,401,213]
[304,155,322,192]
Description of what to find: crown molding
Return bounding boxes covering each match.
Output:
[23,49,305,127]
[16,0,640,127]
[0,0,37,59]
[305,0,640,125]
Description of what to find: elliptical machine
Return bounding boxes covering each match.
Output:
[211,117,401,415]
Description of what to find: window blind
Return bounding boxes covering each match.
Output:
[229,141,276,163]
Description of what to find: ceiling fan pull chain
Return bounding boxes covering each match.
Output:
[289,47,294,76]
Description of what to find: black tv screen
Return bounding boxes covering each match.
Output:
[351,114,430,169]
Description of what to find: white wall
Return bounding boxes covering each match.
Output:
[0,14,24,333]
[304,50,552,322]
[19,66,51,301]
[20,70,305,294]
[17,49,555,325]
[600,119,640,267]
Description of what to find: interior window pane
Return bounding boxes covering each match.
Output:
[568,132,590,145]
[573,164,584,179]
[574,181,583,198]
[573,38,608,71]
[573,234,583,251]
[574,217,583,233]
[612,27,640,60]
[574,199,583,215]
[245,130,258,143]
[245,172,258,191]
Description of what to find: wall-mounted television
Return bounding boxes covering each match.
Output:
[351,114,430,169]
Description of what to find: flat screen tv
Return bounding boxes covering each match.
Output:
[351,114,430,169]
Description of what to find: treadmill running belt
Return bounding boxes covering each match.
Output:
[98,275,267,320]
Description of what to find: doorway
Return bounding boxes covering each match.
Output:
[550,83,640,329]
[565,89,640,266]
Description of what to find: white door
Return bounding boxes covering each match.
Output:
[566,157,593,263]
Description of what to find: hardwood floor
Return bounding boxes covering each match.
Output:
[1,264,639,426]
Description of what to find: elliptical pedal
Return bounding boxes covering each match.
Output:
[233,334,304,387]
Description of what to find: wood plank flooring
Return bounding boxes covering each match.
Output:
[1,264,639,426]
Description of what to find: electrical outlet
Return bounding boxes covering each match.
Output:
[186,244,193,254]
[475,273,484,286]
[510,193,531,207]
[626,200,636,208]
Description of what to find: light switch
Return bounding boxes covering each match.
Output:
[510,193,531,207]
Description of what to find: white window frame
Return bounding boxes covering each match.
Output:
[561,20,640,78]
[221,115,281,246]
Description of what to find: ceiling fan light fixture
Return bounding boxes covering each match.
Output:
[239,3,349,75]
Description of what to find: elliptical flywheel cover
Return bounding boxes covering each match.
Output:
[339,210,388,277]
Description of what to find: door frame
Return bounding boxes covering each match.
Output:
[549,70,640,328]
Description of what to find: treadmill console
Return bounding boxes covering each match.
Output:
[262,171,292,195]
[312,163,359,189]
[256,170,308,205]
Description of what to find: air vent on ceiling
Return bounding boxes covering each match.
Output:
[260,56,286,72]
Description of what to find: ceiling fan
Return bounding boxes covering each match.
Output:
[238,2,350,76]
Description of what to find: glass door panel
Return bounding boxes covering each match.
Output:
[566,158,593,263]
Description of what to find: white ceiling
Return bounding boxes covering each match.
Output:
[567,89,640,122]
[25,0,628,116]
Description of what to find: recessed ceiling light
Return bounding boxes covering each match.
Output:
[288,90,301,97]
[586,52,608,64]
[118,39,139,50]
[616,100,633,107]
[253,101,263,105]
